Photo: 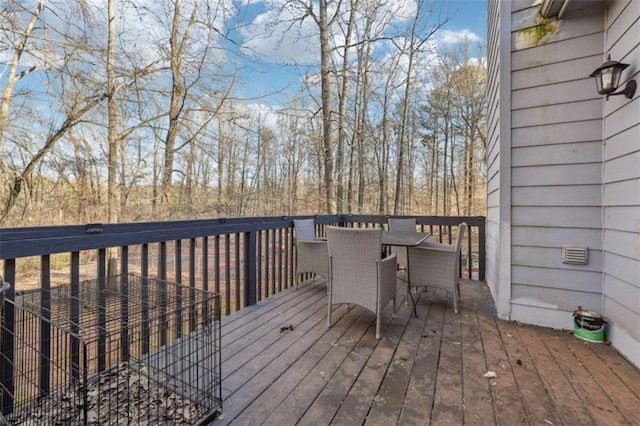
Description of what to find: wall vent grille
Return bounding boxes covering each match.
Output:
[562,245,589,265]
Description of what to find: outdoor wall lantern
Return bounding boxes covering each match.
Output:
[590,55,636,100]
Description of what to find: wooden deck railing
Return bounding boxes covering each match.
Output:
[0,214,484,417]
[0,215,484,312]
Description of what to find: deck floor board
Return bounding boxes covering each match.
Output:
[216,279,640,425]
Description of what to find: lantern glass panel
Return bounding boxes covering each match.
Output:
[600,67,615,92]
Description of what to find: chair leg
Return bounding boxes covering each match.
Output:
[454,281,460,314]
[376,315,381,339]
[407,282,418,318]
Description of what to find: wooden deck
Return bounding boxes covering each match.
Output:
[217,278,640,425]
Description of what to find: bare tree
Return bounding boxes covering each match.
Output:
[107,0,117,224]
[391,0,447,214]
[420,42,487,217]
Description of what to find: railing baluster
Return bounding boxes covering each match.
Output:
[189,238,197,333]
[224,234,230,316]
[97,248,107,372]
[141,244,149,355]
[270,230,276,295]
[257,230,263,301]
[1,259,16,416]
[478,218,486,281]
[158,242,167,347]
[287,228,292,288]
[70,252,80,383]
[175,239,183,339]
[277,228,283,292]
[214,235,220,295]
[120,247,129,362]
[244,230,257,307]
[234,233,240,312]
[39,255,51,397]
[202,237,209,293]
[264,231,271,297]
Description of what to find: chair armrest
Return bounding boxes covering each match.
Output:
[378,253,397,306]
[407,245,460,287]
[380,253,397,271]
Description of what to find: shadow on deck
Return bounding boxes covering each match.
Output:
[217,278,640,425]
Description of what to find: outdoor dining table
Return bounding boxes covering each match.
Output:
[320,230,429,247]
[381,230,430,306]
[381,230,429,247]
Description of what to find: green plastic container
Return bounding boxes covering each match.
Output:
[572,309,606,343]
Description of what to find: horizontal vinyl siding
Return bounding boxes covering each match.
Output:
[512,141,602,166]
[486,0,502,306]
[512,285,602,311]
[604,123,640,159]
[512,120,603,147]
[511,56,603,90]
[512,185,602,206]
[512,245,603,272]
[603,180,640,205]
[512,226,602,249]
[512,164,602,186]
[508,2,604,329]
[512,99,602,127]
[513,266,602,293]
[602,0,640,359]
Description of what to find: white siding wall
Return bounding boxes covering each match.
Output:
[486,0,512,318]
[488,0,640,370]
[508,2,605,328]
[602,0,640,368]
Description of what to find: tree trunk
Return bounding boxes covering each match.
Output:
[319,0,335,213]
[107,0,117,224]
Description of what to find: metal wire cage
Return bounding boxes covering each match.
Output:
[0,273,222,425]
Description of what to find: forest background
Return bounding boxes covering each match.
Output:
[0,0,487,228]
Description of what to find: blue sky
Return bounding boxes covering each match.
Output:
[0,0,489,133]
[232,0,488,104]
[449,0,488,38]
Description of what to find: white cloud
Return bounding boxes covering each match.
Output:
[0,0,236,72]
[438,29,482,45]
[243,102,280,130]
[239,5,320,65]
[239,0,422,65]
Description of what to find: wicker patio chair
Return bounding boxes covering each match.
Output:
[387,218,417,271]
[326,226,397,339]
[294,219,329,288]
[400,222,467,316]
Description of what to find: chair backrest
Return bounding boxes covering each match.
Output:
[326,226,382,299]
[388,218,417,233]
[294,219,316,242]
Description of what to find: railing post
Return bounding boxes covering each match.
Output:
[1,260,16,417]
[244,230,257,307]
[120,247,129,363]
[39,255,51,397]
[478,216,486,281]
[97,248,107,372]
[141,244,150,355]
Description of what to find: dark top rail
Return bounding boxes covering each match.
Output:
[1,214,485,285]
[0,215,342,259]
